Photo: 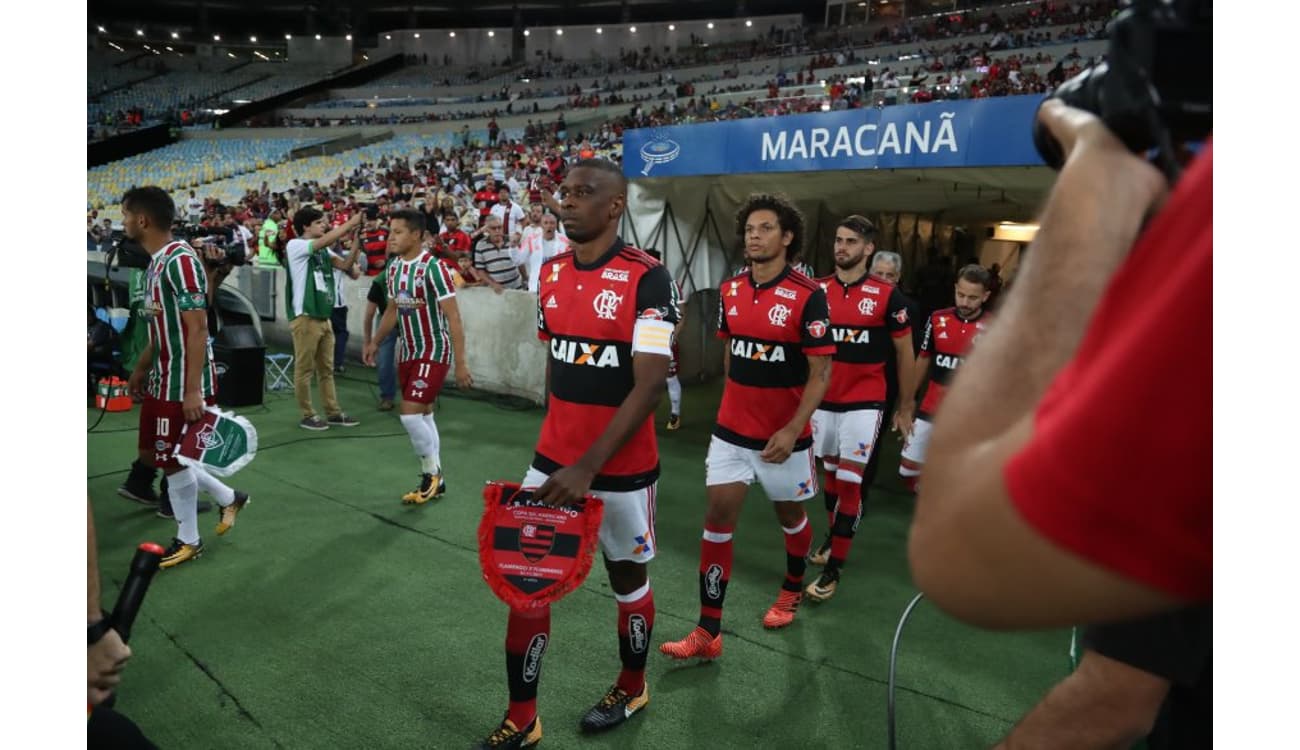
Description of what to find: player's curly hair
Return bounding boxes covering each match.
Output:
[736,193,804,260]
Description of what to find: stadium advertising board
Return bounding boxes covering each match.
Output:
[624,95,1047,178]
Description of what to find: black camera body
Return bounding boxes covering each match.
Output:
[1034,0,1212,173]
[108,230,152,270]
[177,223,250,268]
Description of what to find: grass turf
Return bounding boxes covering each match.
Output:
[88,368,1069,749]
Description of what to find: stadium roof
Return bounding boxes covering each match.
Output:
[90,0,969,40]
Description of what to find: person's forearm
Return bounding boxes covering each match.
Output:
[133,342,155,377]
[893,337,916,410]
[996,666,1161,750]
[576,360,670,472]
[930,154,1162,449]
[783,355,831,433]
[373,306,399,343]
[906,357,931,407]
[363,305,378,342]
[88,498,102,622]
[184,315,208,398]
[444,302,468,368]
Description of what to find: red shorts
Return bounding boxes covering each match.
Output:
[398,359,449,405]
[138,396,217,469]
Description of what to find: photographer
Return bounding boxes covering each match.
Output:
[908,100,1211,628]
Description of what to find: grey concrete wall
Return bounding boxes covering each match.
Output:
[233,265,548,404]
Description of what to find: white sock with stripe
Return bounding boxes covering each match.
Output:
[194,465,236,507]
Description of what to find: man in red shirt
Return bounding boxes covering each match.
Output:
[661,194,834,660]
[908,101,1210,628]
[474,159,680,747]
[897,264,993,492]
[360,212,389,276]
[804,215,914,603]
[474,176,499,219]
[438,212,473,258]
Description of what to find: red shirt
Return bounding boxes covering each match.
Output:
[535,240,679,490]
[816,272,911,411]
[715,266,835,449]
[918,307,991,418]
[440,229,472,255]
[361,227,390,276]
[1004,143,1212,601]
[474,189,498,216]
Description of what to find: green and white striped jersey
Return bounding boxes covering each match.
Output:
[385,250,456,364]
[143,241,215,401]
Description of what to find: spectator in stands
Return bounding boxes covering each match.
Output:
[523,212,569,294]
[471,215,523,293]
[474,176,499,219]
[439,212,473,258]
[185,191,203,224]
[257,209,284,267]
[491,187,527,238]
[361,211,390,275]
[488,118,500,146]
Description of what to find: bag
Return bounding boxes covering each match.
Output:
[478,481,603,611]
[173,407,258,477]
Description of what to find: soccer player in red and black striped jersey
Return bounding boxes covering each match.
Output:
[803,216,916,602]
[475,160,680,749]
[362,209,472,504]
[898,264,993,492]
[661,194,835,662]
[121,187,251,569]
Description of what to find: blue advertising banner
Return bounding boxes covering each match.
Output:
[622,95,1047,178]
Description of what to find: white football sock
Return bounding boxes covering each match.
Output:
[167,468,201,544]
[193,465,236,507]
[423,412,441,473]
[666,376,682,415]
[400,414,436,474]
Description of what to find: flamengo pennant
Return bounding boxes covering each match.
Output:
[478,482,604,611]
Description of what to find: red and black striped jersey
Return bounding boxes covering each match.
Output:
[815,272,912,411]
[919,307,991,418]
[714,265,835,450]
[535,238,680,491]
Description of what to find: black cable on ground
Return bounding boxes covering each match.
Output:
[888,592,928,750]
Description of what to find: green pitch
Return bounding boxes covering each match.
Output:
[88,369,1069,749]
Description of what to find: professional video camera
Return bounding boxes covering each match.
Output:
[175,223,250,268]
[106,230,152,270]
[1033,0,1212,181]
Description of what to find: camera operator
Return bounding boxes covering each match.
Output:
[908,99,1210,628]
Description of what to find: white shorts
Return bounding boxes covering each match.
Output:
[704,436,819,502]
[811,408,885,464]
[900,417,934,467]
[522,467,657,564]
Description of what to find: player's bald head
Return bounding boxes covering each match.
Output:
[568,158,627,197]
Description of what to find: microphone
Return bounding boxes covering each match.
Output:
[109,542,166,643]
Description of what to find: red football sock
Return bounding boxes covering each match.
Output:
[698,523,734,635]
[829,468,864,569]
[616,585,655,694]
[505,606,550,729]
[782,513,813,591]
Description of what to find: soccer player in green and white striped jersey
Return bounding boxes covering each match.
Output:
[363,209,473,504]
[121,187,250,569]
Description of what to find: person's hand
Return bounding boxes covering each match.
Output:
[491,282,505,295]
[759,426,799,464]
[1036,99,1166,206]
[182,390,204,422]
[535,464,596,507]
[893,404,915,442]
[127,368,148,401]
[362,341,378,366]
[88,627,131,707]
[455,363,474,389]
